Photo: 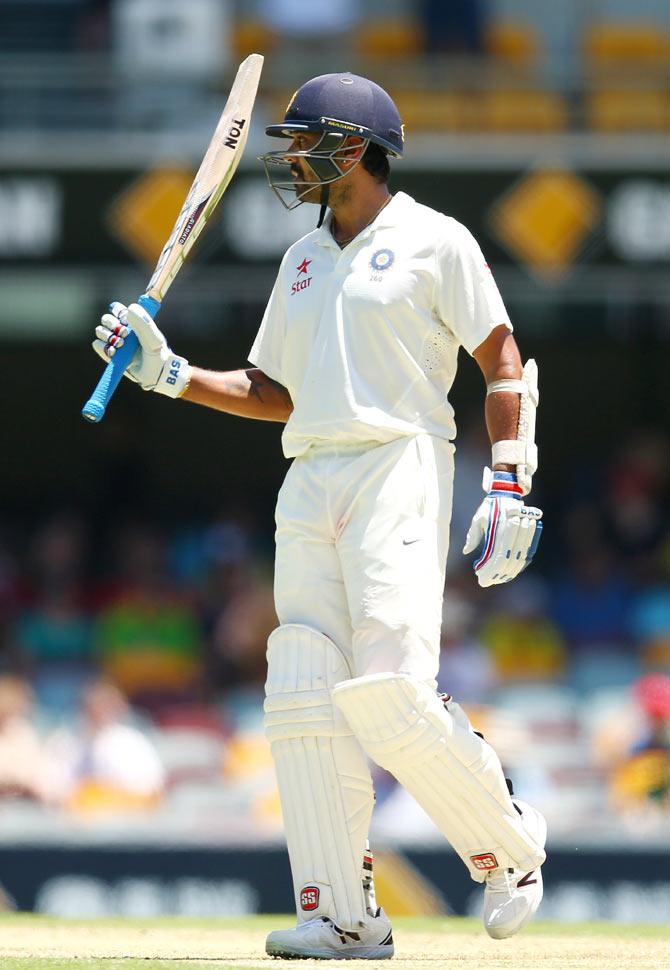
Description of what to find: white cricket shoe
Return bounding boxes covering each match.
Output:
[483,800,547,940]
[266,908,394,960]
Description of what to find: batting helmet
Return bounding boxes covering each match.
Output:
[259,73,404,213]
[266,73,404,157]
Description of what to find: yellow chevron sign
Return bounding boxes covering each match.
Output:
[108,168,195,265]
[489,169,602,279]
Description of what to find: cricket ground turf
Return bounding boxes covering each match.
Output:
[0,914,667,970]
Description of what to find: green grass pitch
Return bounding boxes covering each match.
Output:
[0,914,667,969]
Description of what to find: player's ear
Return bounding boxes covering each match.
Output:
[340,136,366,168]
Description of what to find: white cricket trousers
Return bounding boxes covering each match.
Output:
[274,434,455,685]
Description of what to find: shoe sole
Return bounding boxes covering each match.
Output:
[266,943,394,960]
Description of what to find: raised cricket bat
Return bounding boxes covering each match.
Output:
[82,52,264,423]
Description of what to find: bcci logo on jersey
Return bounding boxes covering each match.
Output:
[370,248,394,271]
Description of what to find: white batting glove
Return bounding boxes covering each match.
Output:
[93,301,191,398]
[463,469,543,587]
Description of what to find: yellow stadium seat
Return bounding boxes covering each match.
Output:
[587,88,669,132]
[232,19,277,60]
[355,20,423,59]
[584,23,667,68]
[396,89,568,134]
[395,91,481,133]
[486,21,540,65]
[481,90,568,132]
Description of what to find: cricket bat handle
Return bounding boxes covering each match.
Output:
[81,293,160,423]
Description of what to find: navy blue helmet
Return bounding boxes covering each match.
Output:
[259,73,404,213]
[266,73,404,158]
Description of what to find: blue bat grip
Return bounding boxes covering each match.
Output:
[81,294,161,423]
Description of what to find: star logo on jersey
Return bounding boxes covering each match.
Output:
[291,257,313,295]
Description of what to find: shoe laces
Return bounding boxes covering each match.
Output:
[322,917,362,943]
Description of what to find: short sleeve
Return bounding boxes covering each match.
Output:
[248,258,288,384]
[434,220,512,355]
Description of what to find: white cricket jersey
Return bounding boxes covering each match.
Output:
[248,191,511,458]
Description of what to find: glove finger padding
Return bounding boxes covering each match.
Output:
[474,505,542,587]
[517,510,543,578]
[95,306,132,361]
[463,469,543,587]
[109,301,128,321]
[95,322,127,357]
[502,508,540,583]
[92,337,111,364]
[100,313,129,340]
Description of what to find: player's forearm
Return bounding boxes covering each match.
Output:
[181,367,293,422]
[485,388,520,472]
[473,326,523,472]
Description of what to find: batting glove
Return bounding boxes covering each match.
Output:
[93,301,190,398]
[463,469,543,587]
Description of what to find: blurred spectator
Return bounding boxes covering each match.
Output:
[629,543,670,670]
[605,431,669,560]
[419,0,487,54]
[45,679,164,815]
[208,565,277,690]
[20,511,89,607]
[76,0,112,52]
[610,673,670,816]
[0,676,49,802]
[9,513,94,711]
[170,513,258,591]
[176,514,276,692]
[94,526,203,711]
[479,576,567,682]
[551,544,632,653]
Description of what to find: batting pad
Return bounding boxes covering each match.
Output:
[333,673,546,882]
[264,624,374,928]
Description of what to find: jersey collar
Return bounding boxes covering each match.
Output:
[314,191,413,248]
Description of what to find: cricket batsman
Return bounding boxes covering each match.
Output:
[94,73,546,959]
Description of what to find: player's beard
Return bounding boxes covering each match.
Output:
[291,162,325,205]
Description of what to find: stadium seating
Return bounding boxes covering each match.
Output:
[584,23,669,72]
[485,20,540,67]
[586,88,669,132]
[482,89,568,132]
[394,89,567,133]
[355,20,423,59]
